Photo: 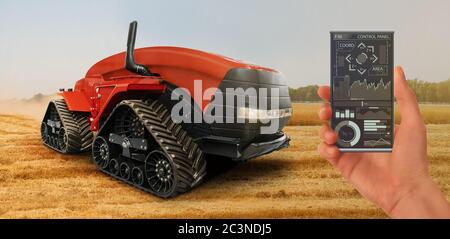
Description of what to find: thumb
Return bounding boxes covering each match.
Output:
[394,66,423,126]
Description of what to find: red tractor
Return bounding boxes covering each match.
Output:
[41,21,292,198]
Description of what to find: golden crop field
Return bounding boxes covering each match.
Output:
[0,103,449,218]
[288,102,450,126]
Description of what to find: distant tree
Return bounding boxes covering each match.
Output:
[408,79,450,103]
[289,79,450,103]
[289,85,320,102]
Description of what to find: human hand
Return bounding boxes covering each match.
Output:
[317,66,450,218]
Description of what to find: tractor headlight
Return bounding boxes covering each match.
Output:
[238,107,292,120]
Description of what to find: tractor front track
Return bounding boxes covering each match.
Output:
[93,99,207,198]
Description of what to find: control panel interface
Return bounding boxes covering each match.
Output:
[330,32,394,152]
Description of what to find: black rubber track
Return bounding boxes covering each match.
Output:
[41,99,82,153]
[73,112,94,152]
[94,99,207,198]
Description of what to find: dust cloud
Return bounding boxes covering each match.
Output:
[0,94,60,120]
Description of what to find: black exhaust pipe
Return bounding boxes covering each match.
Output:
[125,21,158,76]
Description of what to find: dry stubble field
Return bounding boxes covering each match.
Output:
[0,103,449,218]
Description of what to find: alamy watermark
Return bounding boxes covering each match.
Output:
[170,80,292,134]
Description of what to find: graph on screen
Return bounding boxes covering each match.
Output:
[334,78,391,100]
[364,138,391,147]
[357,107,391,120]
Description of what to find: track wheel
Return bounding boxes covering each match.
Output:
[131,166,145,186]
[145,150,176,197]
[120,162,132,180]
[93,136,111,169]
[57,128,69,152]
[109,158,120,176]
[114,108,145,138]
[41,122,49,143]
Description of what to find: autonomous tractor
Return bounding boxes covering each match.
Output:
[41,21,292,198]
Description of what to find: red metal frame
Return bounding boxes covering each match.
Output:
[61,76,164,131]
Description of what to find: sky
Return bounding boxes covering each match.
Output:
[1,0,449,99]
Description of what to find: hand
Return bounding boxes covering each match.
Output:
[317,66,450,218]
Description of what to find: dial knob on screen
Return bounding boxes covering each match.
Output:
[356,53,368,65]
[335,120,361,147]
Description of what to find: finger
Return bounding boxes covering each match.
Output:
[318,104,332,121]
[319,124,337,144]
[394,124,399,138]
[317,86,331,102]
[394,66,423,127]
[318,142,340,166]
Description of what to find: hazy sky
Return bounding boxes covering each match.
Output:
[1,0,449,99]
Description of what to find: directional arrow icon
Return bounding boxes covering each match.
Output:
[371,54,378,63]
[358,42,366,49]
[346,54,352,63]
[357,68,367,75]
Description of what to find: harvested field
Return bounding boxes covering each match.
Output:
[0,114,449,218]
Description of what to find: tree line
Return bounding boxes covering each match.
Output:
[289,79,450,103]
